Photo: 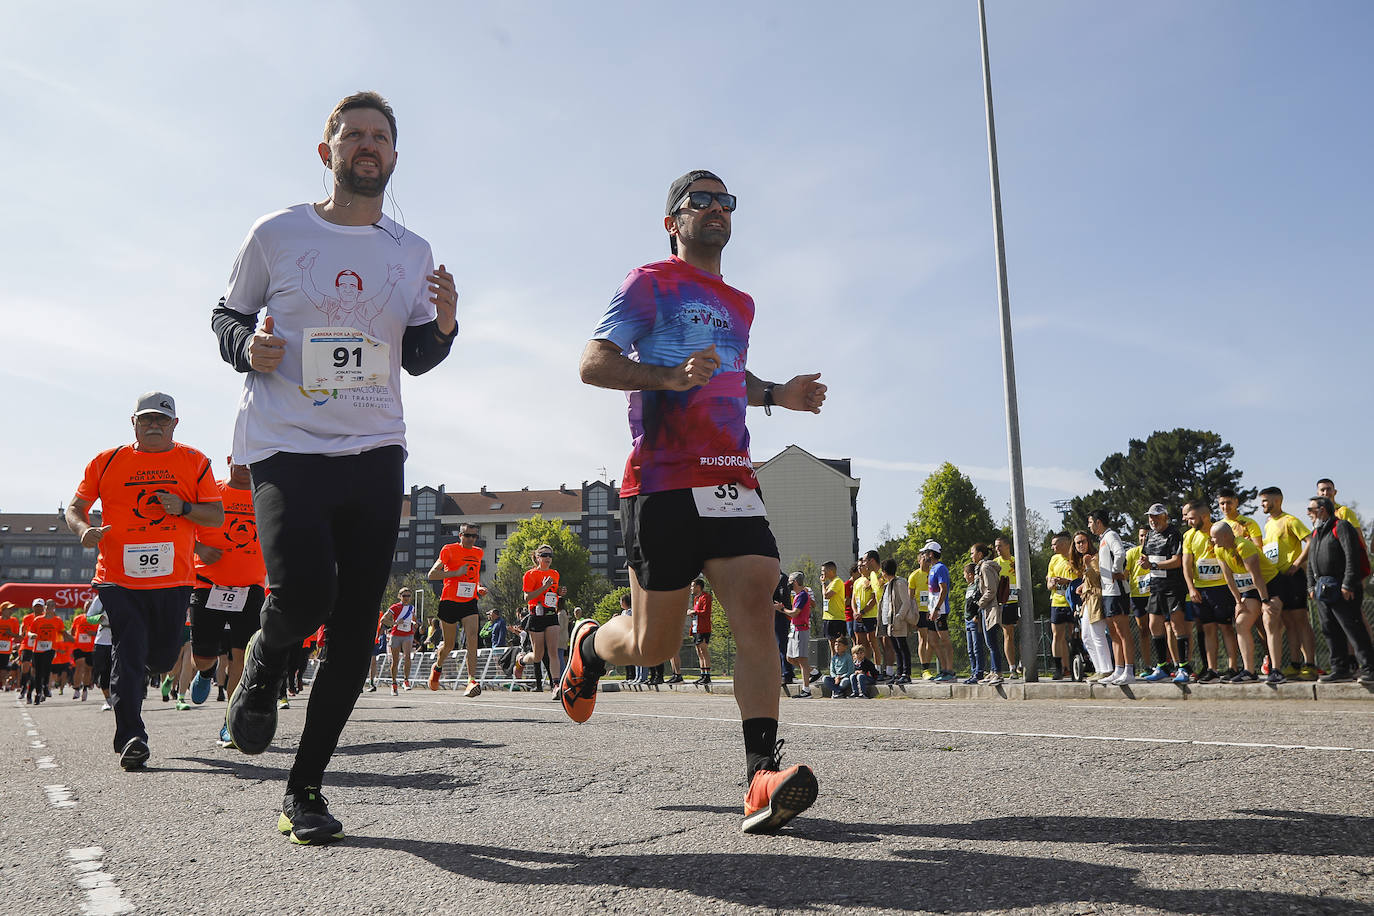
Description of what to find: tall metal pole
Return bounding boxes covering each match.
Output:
[978,0,1039,682]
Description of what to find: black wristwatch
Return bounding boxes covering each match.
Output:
[762,383,777,416]
[180,501,193,517]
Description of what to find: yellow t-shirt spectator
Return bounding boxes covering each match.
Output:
[1047,554,1074,607]
[1182,527,1224,587]
[1262,513,1311,572]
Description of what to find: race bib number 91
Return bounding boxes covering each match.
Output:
[692,484,766,518]
[303,327,389,388]
[124,542,174,579]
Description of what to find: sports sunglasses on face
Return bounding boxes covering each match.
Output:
[674,191,737,212]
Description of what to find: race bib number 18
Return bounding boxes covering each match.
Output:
[302,327,390,389]
[692,484,767,518]
[206,585,249,612]
[124,542,174,579]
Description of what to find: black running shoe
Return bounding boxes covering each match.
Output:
[278,787,344,845]
[226,631,285,755]
[119,737,150,771]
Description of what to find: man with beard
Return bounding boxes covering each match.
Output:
[212,91,458,844]
[563,169,826,833]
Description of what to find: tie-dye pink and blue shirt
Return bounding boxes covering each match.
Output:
[591,257,757,497]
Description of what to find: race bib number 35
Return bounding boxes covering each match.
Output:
[692,484,766,518]
[303,327,389,388]
[206,585,249,612]
[124,542,174,579]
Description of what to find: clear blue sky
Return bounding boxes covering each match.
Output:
[4,1,1371,547]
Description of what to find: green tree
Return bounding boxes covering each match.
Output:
[491,517,596,619]
[592,586,631,624]
[897,462,998,575]
[1062,429,1256,534]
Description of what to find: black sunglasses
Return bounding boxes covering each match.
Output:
[674,190,737,213]
[536,553,553,559]
[461,532,477,537]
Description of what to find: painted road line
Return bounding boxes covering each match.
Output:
[44,784,78,808]
[68,847,135,916]
[479,701,1374,755]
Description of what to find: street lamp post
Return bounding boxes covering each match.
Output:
[977,0,1039,681]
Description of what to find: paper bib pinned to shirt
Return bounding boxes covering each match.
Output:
[302,327,390,388]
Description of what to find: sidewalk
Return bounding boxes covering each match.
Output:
[602,678,1374,702]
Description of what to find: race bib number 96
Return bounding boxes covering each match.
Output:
[692,484,766,518]
[124,542,174,579]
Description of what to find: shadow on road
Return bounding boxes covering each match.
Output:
[341,835,1370,914]
[169,755,476,791]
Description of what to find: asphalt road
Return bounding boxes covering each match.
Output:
[5,684,1373,916]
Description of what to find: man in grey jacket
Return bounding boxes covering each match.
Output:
[1305,496,1373,684]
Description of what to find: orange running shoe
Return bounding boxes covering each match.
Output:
[558,619,603,723]
[428,664,441,691]
[742,741,817,834]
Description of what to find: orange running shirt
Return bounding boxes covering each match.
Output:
[29,616,65,653]
[0,616,20,653]
[76,444,221,589]
[71,614,99,649]
[53,634,75,665]
[194,480,266,587]
[21,612,38,649]
[523,567,560,613]
[437,542,484,602]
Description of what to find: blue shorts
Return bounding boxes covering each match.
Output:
[1102,594,1130,618]
[854,617,878,634]
[1050,605,1075,625]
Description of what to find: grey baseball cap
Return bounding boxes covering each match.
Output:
[134,391,176,419]
[1146,503,1168,516]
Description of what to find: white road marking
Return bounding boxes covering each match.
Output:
[67,847,135,915]
[44,784,78,808]
[37,756,58,769]
[481,701,1374,754]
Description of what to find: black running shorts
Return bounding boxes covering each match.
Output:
[620,487,779,592]
[1197,585,1236,625]
[190,584,264,656]
[525,613,559,633]
[1271,571,1308,611]
[437,599,481,624]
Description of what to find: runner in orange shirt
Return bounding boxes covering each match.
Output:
[27,603,66,706]
[71,600,100,701]
[64,391,223,769]
[17,600,41,701]
[427,523,488,696]
[0,602,20,691]
[52,627,76,696]
[187,458,267,732]
[520,546,564,692]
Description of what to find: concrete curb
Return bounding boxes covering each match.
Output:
[601,679,1374,701]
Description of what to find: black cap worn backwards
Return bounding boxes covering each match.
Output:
[665,169,725,215]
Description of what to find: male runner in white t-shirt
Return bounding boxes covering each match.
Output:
[212,91,458,845]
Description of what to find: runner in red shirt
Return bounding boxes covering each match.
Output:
[52,628,76,696]
[386,587,421,696]
[689,578,714,686]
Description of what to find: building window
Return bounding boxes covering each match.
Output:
[416,534,435,545]
[416,491,437,520]
[588,488,608,515]
[590,528,606,541]
[591,549,608,565]
[35,545,58,557]
[31,568,54,580]
[395,551,410,563]
[61,546,78,558]
[495,524,508,538]
[9,546,30,558]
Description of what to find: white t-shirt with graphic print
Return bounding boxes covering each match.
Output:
[222,204,438,464]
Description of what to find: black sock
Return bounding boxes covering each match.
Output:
[578,629,606,672]
[199,661,218,681]
[1152,636,1168,666]
[1176,637,1190,669]
[1051,658,1063,677]
[742,717,779,779]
